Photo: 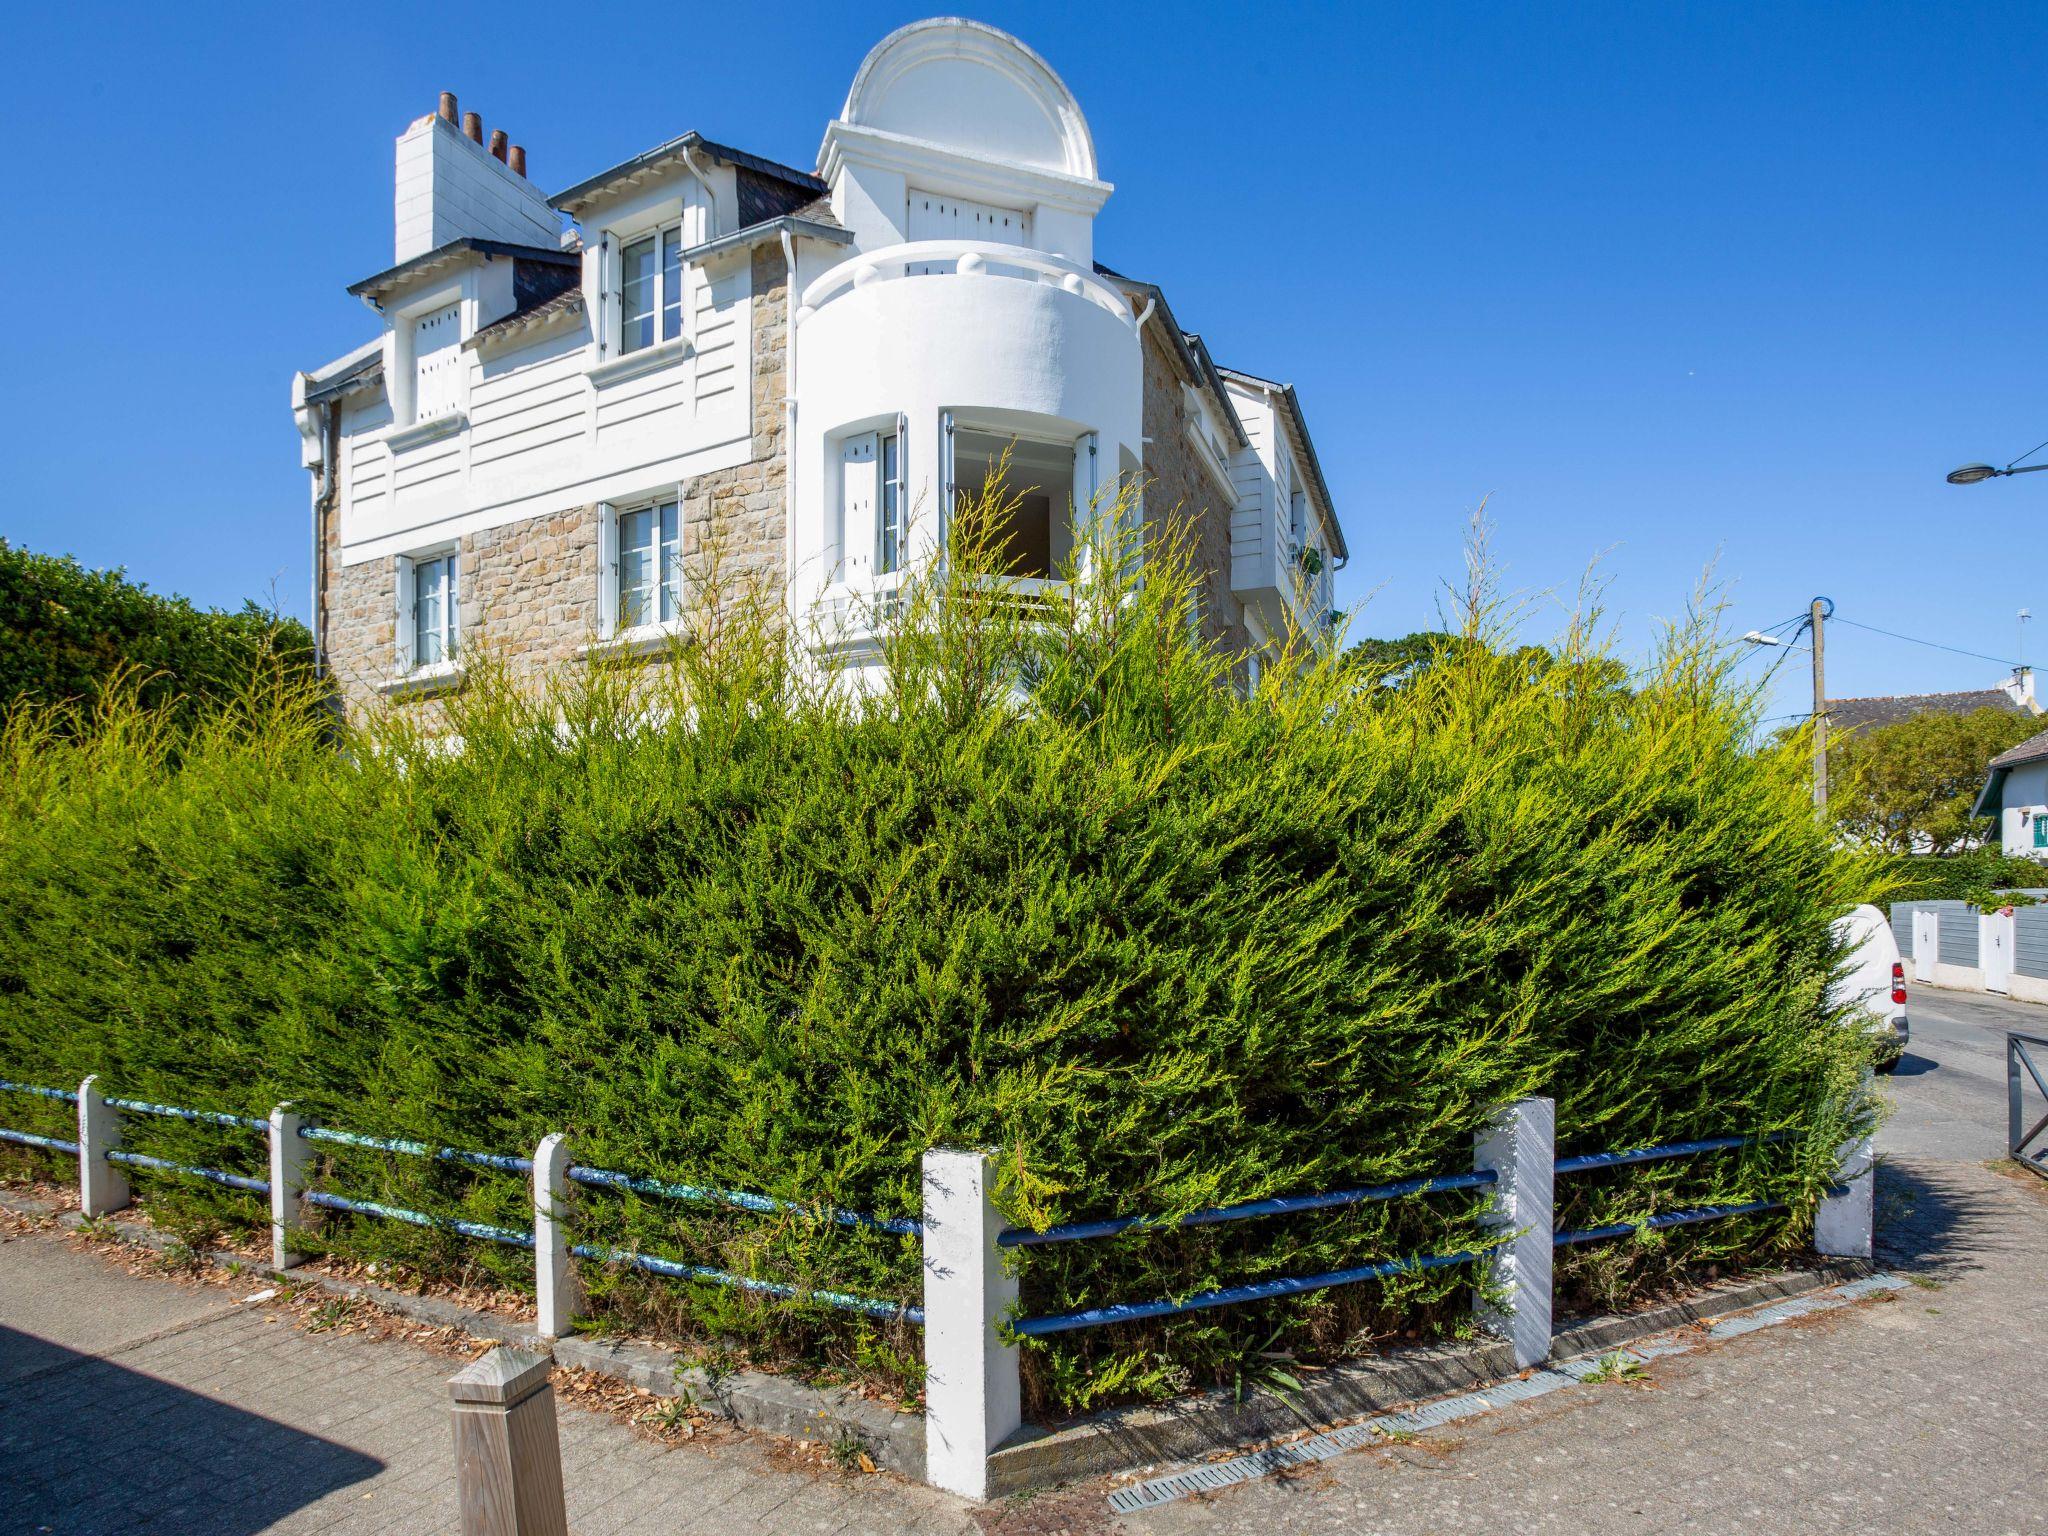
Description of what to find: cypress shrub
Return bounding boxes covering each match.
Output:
[0,508,1879,1415]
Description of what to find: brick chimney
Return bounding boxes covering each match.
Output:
[393,94,557,264]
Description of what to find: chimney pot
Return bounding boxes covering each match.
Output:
[508,145,527,177]
[438,91,458,123]
[489,129,509,163]
[463,111,483,143]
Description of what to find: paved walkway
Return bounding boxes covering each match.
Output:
[2,986,2043,1533]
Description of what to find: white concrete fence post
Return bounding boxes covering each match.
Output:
[920,1146,1019,1501]
[75,1075,130,1219]
[269,1103,307,1271]
[1815,1130,1875,1259]
[1474,1095,1555,1370]
[532,1133,579,1339]
[448,1347,569,1536]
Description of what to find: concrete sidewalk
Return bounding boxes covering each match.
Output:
[0,1216,977,1536]
[3,1155,2044,1534]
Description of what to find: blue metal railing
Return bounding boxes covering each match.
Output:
[103,1097,268,1133]
[300,1124,534,1176]
[998,1169,1497,1248]
[303,1189,533,1250]
[1554,1199,1787,1247]
[570,1243,919,1323]
[0,1075,1812,1337]
[1012,1247,1492,1337]
[1002,1130,1801,1336]
[0,1128,80,1155]
[565,1162,921,1237]
[0,1077,915,1323]
[106,1149,270,1197]
[0,1081,79,1104]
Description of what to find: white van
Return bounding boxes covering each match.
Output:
[1829,903,1911,1072]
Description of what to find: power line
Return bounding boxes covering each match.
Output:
[1828,616,2021,671]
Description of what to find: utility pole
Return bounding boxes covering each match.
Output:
[1810,596,1828,812]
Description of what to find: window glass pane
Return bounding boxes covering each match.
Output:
[619,509,652,629]
[952,430,1070,579]
[660,227,684,343]
[657,502,680,622]
[620,234,656,354]
[415,557,445,665]
[878,434,901,574]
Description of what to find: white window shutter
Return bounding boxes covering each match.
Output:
[446,552,461,658]
[938,410,956,566]
[395,556,417,672]
[841,433,879,582]
[597,505,621,638]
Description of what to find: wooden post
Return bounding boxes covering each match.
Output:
[449,1348,568,1536]
[1811,596,1828,812]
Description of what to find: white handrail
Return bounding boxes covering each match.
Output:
[796,240,1134,327]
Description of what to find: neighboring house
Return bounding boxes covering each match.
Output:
[1974,722,2048,859]
[290,18,1347,719]
[1827,671,2039,736]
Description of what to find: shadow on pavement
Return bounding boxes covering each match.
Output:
[1874,1158,2004,1277]
[0,1324,382,1534]
[1889,1052,1939,1078]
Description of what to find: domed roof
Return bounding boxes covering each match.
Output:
[837,18,1097,180]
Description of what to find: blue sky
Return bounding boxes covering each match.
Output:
[3,1,2042,718]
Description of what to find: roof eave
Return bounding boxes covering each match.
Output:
[346,238,576,304]
[1216,366,1347,563]
[549,132,825,218]
[679,213,853,268]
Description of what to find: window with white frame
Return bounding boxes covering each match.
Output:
[838,425,908,582]
[948,428,1084,580]
[605,498,683,632]
[400,551,459,670]
[618,225,685,355]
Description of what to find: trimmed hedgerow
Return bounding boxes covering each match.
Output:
[0,505,1879,1415]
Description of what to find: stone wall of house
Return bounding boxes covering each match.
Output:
[1136,328,1253,668]
[318,244,791,725]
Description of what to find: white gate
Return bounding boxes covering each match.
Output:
[1913,910,1937,983]
[1983,909,2015,994]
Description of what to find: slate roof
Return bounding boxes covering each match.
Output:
[467,284,586,351]
[1827,689,2031,734]
[1989,725,2048,770]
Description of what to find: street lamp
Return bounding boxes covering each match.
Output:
[1947,444,2048,485]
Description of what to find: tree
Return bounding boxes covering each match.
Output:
[0,539,314,727]
[1829,706,2041,854]
[1342,630,1630,698]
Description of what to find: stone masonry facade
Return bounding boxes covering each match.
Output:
[320,244,791,722]
[1136,327,1255,671]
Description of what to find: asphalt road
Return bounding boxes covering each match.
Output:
[1879,982,2041,1161]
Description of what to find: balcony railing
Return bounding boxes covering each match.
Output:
[795,240,1137,329]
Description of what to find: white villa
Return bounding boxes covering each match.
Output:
[291,17,1347,712]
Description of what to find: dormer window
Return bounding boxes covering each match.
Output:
[619,225,684,354]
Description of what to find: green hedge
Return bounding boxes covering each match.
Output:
[0,538,312,728]
[0,523,1878,1414]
